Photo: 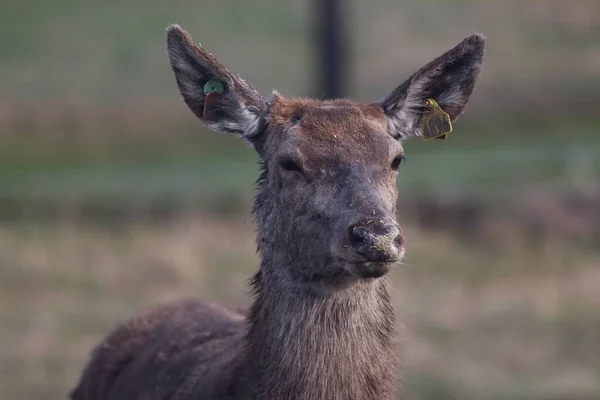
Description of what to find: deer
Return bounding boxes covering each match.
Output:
[70,24,485,400]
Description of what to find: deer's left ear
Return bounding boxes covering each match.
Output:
[166,24,266,142]
[381,34,485,140]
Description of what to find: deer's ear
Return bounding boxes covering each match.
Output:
[166,24,266,142]
[381,34,485,140]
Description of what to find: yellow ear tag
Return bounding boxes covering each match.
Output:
[420,98,453,140]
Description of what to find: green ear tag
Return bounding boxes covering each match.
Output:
[202,80,225,120]
[420,98,453,140]
[203,79,224,95]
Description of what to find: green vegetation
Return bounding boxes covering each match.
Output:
[1,1,599,399]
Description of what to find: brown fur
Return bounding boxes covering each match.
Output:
[71,24,485,400]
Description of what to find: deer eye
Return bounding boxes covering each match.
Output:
[391,155,405,171]
[278,157,303,174]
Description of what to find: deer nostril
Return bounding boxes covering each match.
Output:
[345,222,403,262]
[394,232,404,248]
[349,225,371,246]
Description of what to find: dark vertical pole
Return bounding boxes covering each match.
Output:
[314,0,348,100]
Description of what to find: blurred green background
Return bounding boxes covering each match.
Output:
[1,1,599,399]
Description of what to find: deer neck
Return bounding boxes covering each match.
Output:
[234,259,400,400]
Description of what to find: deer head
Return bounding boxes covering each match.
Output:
[166,25,484,285]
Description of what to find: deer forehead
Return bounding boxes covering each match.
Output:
[268,97,401,162]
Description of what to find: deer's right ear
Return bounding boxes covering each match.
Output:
[166,24,266,142]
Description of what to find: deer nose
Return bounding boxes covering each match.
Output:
[347,221,404,262]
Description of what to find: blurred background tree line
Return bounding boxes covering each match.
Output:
[0,0,599,399]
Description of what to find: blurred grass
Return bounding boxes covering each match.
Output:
[1,1,600,399]
[1,0,599,211]
[1,119,598,209]
[2,0,600,112]
[0,215,599,400]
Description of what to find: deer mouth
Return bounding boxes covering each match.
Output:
[343,260,397,279]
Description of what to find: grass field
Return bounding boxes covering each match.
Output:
[2,0,600,113]
[1,1,600,399]
[0,117,598,399]
[1,214,599,400]
[1,119,598,224]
